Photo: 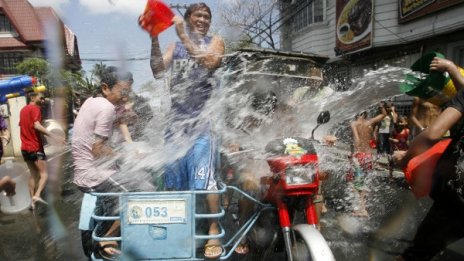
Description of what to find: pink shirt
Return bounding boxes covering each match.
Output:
[71,97,117,188]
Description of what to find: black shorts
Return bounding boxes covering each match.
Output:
[21,150,47,162]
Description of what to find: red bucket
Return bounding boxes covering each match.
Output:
[140,0,174,37]
[403,139,451,198]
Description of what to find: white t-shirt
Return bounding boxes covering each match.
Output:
[71,97,117,188]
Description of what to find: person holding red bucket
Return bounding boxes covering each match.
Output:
[140,2,225,259]
[393,57,464,261]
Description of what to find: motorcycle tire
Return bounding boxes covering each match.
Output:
[291,224,335,261]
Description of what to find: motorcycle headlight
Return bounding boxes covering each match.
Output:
[285,165,316,185]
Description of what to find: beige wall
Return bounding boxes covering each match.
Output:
[7,97,27,157]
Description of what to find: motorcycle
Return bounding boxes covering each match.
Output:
[224,111,334,261]
[78,111,334,261]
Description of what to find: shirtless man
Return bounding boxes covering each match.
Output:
[409,97,441,138]
[350,106,386,216]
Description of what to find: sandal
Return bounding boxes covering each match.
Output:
[32,196,48,206]
[234,241,249,255]
[97,242,121,261]
[204,243,223,259]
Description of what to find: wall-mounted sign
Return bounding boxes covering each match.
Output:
[335,0,373,55]
[399,0,464,23]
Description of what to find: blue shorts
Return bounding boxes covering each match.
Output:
[164,133,217,191]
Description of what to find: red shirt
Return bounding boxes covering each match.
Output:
[19,104,43,152]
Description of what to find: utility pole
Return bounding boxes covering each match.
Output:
[169,4,189,16]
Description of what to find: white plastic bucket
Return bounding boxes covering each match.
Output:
[44,119,65,145]
[0,160,31,214]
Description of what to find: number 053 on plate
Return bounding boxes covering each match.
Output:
[127,199,187,224]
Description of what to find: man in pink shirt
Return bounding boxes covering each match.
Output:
[72,66,154,259]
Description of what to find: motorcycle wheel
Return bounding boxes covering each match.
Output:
[290,229,311,261]
[290,224,335,261]
[80,230,93,258]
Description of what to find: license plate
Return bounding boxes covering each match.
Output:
[127,199,187,224]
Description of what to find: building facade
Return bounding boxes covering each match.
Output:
[0,0,81,76]
[280,0,464,91]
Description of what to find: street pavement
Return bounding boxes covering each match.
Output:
[0,146,459,261]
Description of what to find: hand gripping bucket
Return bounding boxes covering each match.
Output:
[400,52,464,106]
[403,139,451,198]
[140,0,174,37]
[0,161,31,214]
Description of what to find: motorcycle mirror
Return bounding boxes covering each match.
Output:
[317,111,330,125]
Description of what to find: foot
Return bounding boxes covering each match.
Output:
[98,242,120,260]
[204,240,222,259]
[32,196,48,206]
[234,241,249,255]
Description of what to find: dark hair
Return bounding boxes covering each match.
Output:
[184,3,211,21]
[356,110,367,119]
[100,66,133,89]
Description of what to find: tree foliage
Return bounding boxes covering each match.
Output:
[221,0,281,49]
[15,58,98,98]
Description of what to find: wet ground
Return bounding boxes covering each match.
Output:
[0,148,459,261]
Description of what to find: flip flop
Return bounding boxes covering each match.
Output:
[234,242,249,255]
[204,243,223,259]
[97,242,121,261]
[32,196,48,206]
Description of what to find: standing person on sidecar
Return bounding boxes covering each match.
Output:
[144,2,225,259]
[72,66,155,260]
[393,57,464,261]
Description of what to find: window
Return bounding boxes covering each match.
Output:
[0,53,23,74]
[0,14,16,34]
[448,41,464,68]
[293,0,325,32]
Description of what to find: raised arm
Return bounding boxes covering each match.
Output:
[367,106,387,126]
[172,16,225,69]
[430,57,464,91]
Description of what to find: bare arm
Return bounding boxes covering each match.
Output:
[91,135,116,158]
[118,123,133,143]
[367,107,387,126]
[395,107,461,168]
[350,121,361,149]
[34,121,65,144]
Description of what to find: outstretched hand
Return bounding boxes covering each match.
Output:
[430,57,456,73]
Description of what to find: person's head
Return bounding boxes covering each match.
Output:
[396,116,408,130]
[184,3,211,36]
[356,110,367,120]
[99,66,134,106]
[28,92,44,106]
[384,100,393,112]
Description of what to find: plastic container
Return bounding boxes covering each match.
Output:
[0,160,31,214]
[44,119,65,146]
[400,52,464,106]
[140,0,174,37]
[403,138,451,198]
